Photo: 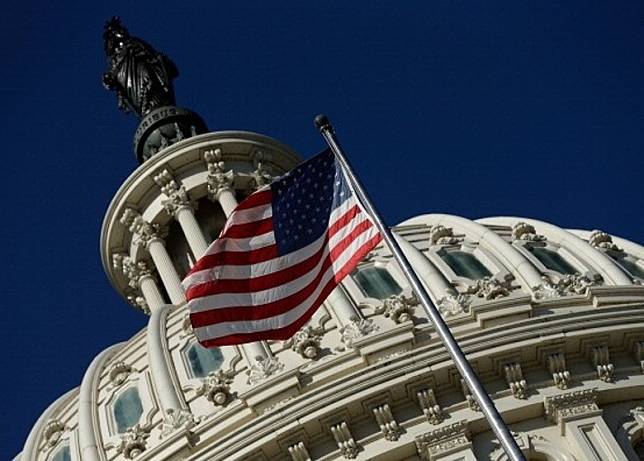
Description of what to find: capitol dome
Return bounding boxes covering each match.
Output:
[16,127,644,461]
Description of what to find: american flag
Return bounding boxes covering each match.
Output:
[182,149,382,347]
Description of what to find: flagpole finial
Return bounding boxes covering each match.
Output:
[314,114,332,132]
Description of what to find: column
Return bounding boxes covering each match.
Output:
[121,208,186,304]
[154,169,209,258]
[545,388,628,461]
[113,254,165,312]
[204,148,237,216]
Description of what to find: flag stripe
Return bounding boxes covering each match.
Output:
[195,232,382,344]
[189,220,376,319]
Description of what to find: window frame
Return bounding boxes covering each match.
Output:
[514,240,599,282]
[101,371,157,438]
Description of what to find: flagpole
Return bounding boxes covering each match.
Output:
[314,115,526,461]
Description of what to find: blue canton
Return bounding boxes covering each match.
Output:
[272,149,352,254]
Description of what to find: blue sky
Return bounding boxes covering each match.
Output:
[2,1,643,456]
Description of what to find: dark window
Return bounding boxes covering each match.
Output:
[353,266,402,299]
[528,247,578,275]
[113,387,143,433]
[440,251,492,280]
[187,343,224,378]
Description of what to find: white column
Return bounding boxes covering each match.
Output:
[545,388,628,461]
[139,275,165,310]
[121,208,186,305]
[154,169,209,258]
[175,207,209,257]
[114,254,165,312]
[217,189,238,217]
[147,238,186,304]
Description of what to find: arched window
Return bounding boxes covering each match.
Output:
[186,342,224,378]
[51,445,71,461]
[440,250,492,280]
[610,255,644,280]
[113,387,143,433]
[353,266,402,299]
[527,247,578,275]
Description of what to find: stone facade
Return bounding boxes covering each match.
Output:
[17,131,644,461]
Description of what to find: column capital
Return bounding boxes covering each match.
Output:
[120,208,166,248]
[153,169,193,217]
[544,388,601,426]
[249,149,273,191]
[113,253,156,289]
[204,148,234,200]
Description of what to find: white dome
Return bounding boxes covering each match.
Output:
[19,131,644,461]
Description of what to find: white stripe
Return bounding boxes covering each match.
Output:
[221,202,272,233]
[194,226,379,340]
[182,195,361,289]
[188,216,373,312]
[201,231,276,258]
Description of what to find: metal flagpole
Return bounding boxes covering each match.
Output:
[314,114,526,461]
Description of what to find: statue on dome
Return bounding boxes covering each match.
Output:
[102,17,178,117]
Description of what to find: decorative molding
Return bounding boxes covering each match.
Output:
[113,254,156,289]
[635,341,644,374]
[544,388,600,426]
[533,274,601,300]
[376,294,417,324]
[283,325,323,359]
[588,230,620,251]
[512,222,545,241]
[288,441,312,461]
[153,169,192,216]
[110,424,152,459]
[417,388,443,425]
[372,403,402,441]
[461,379,480,412]
[249,149,273,191]
[547,353,571,390]
[465,276,514,300]
[247,356,284,385]
[120,208,166,248]
[41,419,66,449]
[339,316,379,347]
[429,225,462,246]
[330,421,358,459]
[204,148,234,200]
[108,361,134,386]
[196,370,234,405]
[503,363,528,399]
[591,345,614,383]
[437,293,471,318]
[159,408,197,438]
[415,420,471,461]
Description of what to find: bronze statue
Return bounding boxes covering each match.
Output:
[102,17,178,117]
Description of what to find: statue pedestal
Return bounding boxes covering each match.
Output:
[134,106,207,163]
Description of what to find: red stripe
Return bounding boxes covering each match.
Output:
[328,204,361,239]
[190,245,279,272]
[234,189,272,210]
[222,217,273,239]
[197,232,383,346]
[186,234,330,298]
[190,220,377,326]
